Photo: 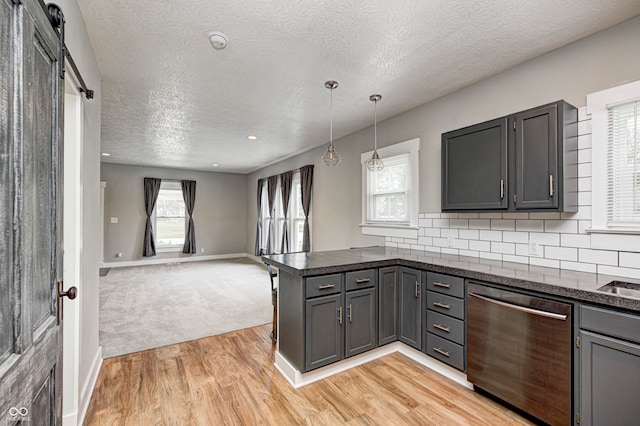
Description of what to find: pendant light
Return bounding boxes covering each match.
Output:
[321,80,342,166]
[366,94,384,172]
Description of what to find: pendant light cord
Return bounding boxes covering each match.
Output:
[329,87,334,148]
[374,98,378,151]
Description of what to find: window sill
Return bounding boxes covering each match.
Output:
[156,246,184,253]
[360,223,419,239]
[586,227,640,235]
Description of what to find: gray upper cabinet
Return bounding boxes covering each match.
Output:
[442,117,508,211]
[442,100,577,212]
[398,267,423,350]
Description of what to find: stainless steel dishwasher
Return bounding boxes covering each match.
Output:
[467,282,572,426]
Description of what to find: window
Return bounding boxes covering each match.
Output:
[260,171,307,253]
[154,181,186,249]
[361,138,419,238]
[588,80,640,233]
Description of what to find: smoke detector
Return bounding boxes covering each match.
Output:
[208,31,228,50]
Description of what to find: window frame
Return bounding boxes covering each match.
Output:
[153,180,187,252]
[587,79,640,235]
[360,138,420,238]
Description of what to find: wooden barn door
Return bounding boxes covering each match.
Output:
[0,0,67,424]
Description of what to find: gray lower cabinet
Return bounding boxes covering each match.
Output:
[305,293,343,371]
[579,305,640,425]
[378,266,399,345]
[398,267,423,350]
[345,288,377,357]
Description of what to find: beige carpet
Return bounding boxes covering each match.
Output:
[99,257,273,358]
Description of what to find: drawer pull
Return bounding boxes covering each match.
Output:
[433,301,450,309]
[433,323,450,333]
[433,282,450,289]
[355,278,370,284]
[433,347,450,357]
[318,284,335,290]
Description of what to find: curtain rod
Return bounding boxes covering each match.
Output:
[42,2,94,99]
[258,164,314,183]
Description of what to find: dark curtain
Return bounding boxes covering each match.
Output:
[266,175,278,254]
[254,179,264,256]
[143,177,161,257]
[300,165,314,252]
[181,180,196,254]
[279,171,293,253]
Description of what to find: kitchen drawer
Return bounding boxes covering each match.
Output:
[426,333,464,371]
[426,311,464,345]
[305,274,342,298]
[426,272,464,298]
[427,291,464,320]
[580,305,640,344]
[345,269,376,291]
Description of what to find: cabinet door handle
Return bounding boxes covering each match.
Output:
[433,323,450,333]
[318,284,335,290]
[433,282,450,289]
[348,304,352,322]
[433,347,450,358]
[415,281,420,298]
[433,301,450,310]
[338,306,343,325]
[549,174,554,197]
[355,278,370,284]
[500,179,505,199]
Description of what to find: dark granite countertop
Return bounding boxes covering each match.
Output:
[262,247,640,313]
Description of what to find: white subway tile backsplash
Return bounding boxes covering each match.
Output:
[561,206,591,221]
[502,213,529,220]
[579,248,618,266]
[459,229,479,240]
[578,148,591,164]
[530,257,560,269]
[479,230,502,242]
[578,120,592,136]
[578,134,592,149]
[619,252,640,269]
[433,238,449,248]
[397,243,411,249]
[503,231,529,244]
[424,246,441,254]
[479,252,502,261]
[453,239,469,250]
[597,265,640,280]
[515,220,544,232]
[530,212,561,220]
[441,228,459,238]
[545,246,578,261]
[411,244,425,251]
[440,213,459,219]
[545,220,578,234]
[418,236,433,246]
[591,233,640,252]
[469,219,491,229]
[423,228,441,237]
[423,213,441,218]
[578,163,592,178]
[418,218,433,228]
[516,243,531,257]
[470,240,491,252]
[530,232,560,246]
[449,219,469,229]
[459,250,479,258]
[560,261,597,273]
[577,177,592,192]
[458,213,479,219]
[441,248,459,256]
[404,238,418,245]
[560,234,591,248]
[578,192,592,206]
[478,213,503,219]
[492,242,516,255]
[433,219,450,228]
[503,254,529,265]
[578,106,588,121]
[491,219,515,231]
[578,220,592,234]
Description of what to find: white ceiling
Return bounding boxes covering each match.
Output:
[78,0,640,174]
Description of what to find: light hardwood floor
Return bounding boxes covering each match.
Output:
[84,324,535,425]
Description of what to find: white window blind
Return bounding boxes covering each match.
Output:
[608,100,640,226]
[366,153,411,223]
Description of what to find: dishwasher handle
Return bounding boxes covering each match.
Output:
[468,292,568,321]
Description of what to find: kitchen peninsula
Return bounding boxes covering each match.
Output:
[263,246,640,425]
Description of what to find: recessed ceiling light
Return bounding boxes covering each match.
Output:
[247,135,258,140]
[100,152,111,157]
[212,163,219,167]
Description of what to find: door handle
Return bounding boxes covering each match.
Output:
[57,281,78,325]
[415,281,420,298]
[469,292,567,320]
[549,175,554,197]
[338,306,343,325]
[348,304,352,322]
[500,179,505,199]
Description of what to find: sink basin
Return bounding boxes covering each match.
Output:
[597,281,640,298]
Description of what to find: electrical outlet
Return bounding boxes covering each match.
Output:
[115,252,122,258]
[529,242,541,257]
[110,217,118,224]
[447,236,455,247]
[200,248,205,253]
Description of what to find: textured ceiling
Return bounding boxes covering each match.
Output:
[78,0,640,173]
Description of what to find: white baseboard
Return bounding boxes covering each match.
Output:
[275,342,472,390]
[77,346,103,426]
[101,253,248,268]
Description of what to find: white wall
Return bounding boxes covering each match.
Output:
[101,163,248,263]
[246,16,640,271]
[58,0,102,424]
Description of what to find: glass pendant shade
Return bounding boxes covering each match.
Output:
[367,94,384,172]
[322,80,342,166]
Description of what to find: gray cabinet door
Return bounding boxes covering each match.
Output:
[580,330,640,426]
[442,117,508,210]
[378,267,399,345]
[305,294,343,371]
[0,1,65,423]
[398,267,422,349]
[514,103,559,209]
[345,288,377,358]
